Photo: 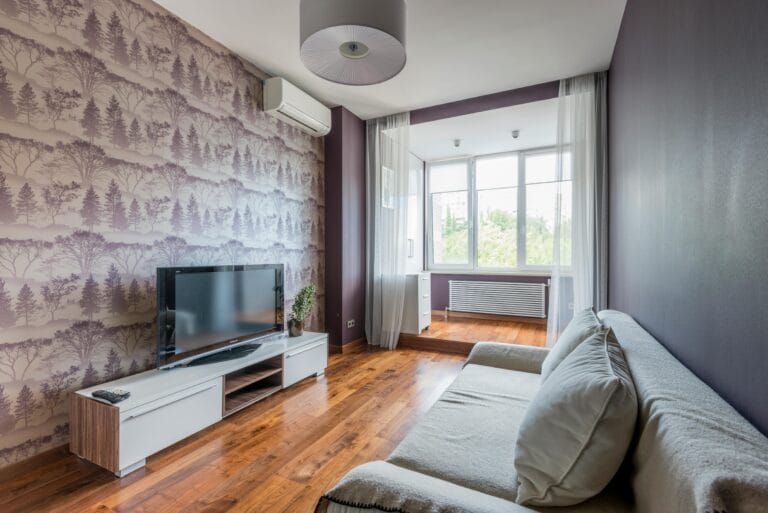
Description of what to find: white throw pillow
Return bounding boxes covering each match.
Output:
[514,329,638,506]
[540,308,602,381]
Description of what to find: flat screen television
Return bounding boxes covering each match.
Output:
[156,264,284,368]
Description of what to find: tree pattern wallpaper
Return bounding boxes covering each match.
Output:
[0,0,325,467]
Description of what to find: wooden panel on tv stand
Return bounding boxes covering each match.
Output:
[69,394,119,474]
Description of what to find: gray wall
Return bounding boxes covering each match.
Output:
[324,107,366,347]
[410,81,558,125]
[608,0,768,433]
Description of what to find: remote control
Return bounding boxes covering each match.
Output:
[92,388,131,404]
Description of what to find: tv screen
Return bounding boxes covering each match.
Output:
[156,264,284,368]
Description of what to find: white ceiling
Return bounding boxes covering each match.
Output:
[154,0,626,120]
[409,98,558,161]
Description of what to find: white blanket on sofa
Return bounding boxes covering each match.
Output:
[600,310,768,513]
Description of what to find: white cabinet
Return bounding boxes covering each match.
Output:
[406,154,425,275]
[119,379,222,474]
[401,272,431,335]
[283,339,328,387]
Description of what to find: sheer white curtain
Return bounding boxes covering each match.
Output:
[547,72,608,346]
[365,112,410,349]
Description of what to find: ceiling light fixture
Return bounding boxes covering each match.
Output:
[299,0,407,86]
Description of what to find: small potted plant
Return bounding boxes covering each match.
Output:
[288,284,316,337]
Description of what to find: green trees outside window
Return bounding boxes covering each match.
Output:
[428,150,571,271]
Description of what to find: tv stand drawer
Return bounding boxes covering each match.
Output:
[283,339,327,387]
[119,379,222,470]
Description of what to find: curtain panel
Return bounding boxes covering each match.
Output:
[547,72,608,346]
[365,112,410,349]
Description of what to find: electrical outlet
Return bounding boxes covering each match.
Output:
[347,319,355,328]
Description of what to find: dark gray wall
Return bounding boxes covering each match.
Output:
[410,81,558,125]
[609,0,768,433]
[324,107,366,347]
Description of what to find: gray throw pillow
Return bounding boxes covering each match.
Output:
[540,308,602,381]
[514,329,638,506]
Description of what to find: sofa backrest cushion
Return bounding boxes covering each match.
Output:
[515,329,638,506]
[541,308,603,381]
[599,310,768,513]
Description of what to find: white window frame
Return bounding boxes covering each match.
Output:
[426,146,567,273]
[425,157,473,271]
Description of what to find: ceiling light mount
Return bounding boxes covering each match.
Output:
[300,0,407,86]
[339,41,370,59]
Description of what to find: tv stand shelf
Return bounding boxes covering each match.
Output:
[223,356,283,416]
[224,363,282,395]
[225,383,283,416]
[71,331,328,477]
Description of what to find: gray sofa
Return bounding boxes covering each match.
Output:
[316,310,768,513]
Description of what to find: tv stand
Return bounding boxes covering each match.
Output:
[186,343,262,366]
[70,332,327,476]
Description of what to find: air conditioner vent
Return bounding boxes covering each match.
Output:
[263,77,331,137]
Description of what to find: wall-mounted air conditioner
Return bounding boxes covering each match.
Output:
[263,77,331,137]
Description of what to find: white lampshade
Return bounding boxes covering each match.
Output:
[300,0,407,86]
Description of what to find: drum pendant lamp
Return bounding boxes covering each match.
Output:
[300,0,407,85]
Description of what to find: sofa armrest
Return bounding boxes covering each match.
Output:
[465,342,549,374]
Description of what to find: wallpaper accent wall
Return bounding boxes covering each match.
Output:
[0,0,325,467]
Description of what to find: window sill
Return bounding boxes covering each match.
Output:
[426,270,551,278]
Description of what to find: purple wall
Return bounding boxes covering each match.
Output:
[609,0,768,434]
[410,81,559,125]
[324,107,366,346]
[324,109,343,347]
[431,274,549,313]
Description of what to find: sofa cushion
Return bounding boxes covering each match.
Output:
[388,363,540,501]
[600,310,768,513]
[322,480,634,513]
[317,461,531,513]
[515,329,638,506]
[541,308,602,381]
[320,462,634,513]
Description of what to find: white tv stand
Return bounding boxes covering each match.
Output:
[70,332,328,476]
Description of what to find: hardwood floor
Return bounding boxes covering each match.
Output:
[0,348,465,513]
[399,315,547,354]
[423,315,547,346]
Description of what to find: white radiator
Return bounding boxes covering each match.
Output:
[448,281,546,318]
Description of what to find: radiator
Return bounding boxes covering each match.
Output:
[448,280,546,318]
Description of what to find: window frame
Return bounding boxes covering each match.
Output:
[425,157,474,271]
[426,146,568,273]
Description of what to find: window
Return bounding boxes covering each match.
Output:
[427,149,571,271]
[476,154,518,268]
[524,152,572,267]
[429,161,470,266]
